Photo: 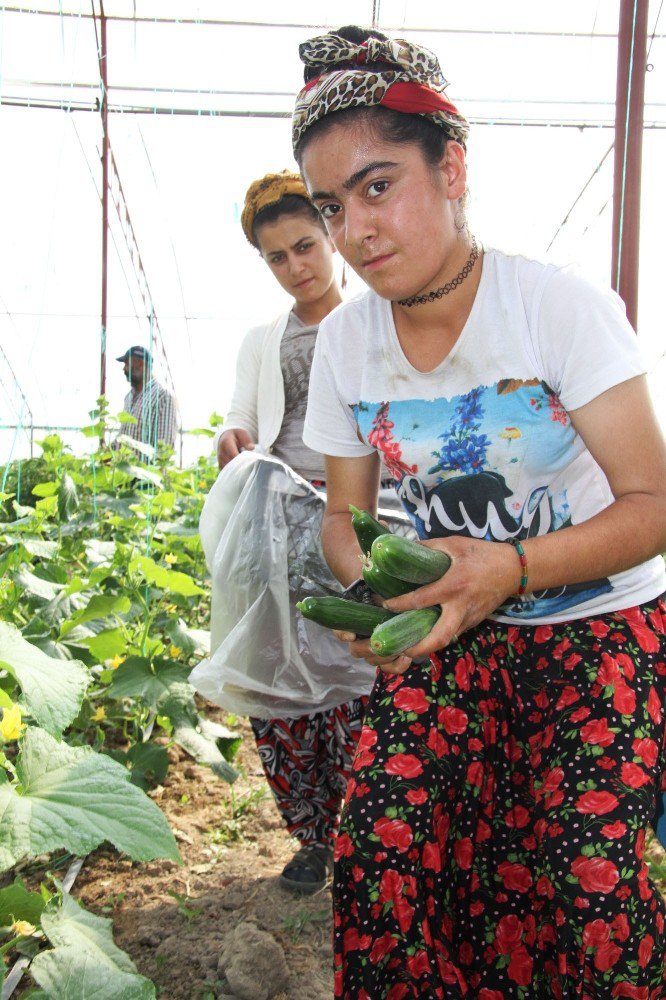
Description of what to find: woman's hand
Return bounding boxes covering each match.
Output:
[217,428,256,469]
[331,536,520,675]
[333,630,413,676]
[383,536,522,660]
[332,537,521,675]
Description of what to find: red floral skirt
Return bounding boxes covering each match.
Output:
[333,599,666,999]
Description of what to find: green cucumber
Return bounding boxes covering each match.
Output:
[361,555,416,600]
[349,504,391,556]
[369,607,441,657]
[370,534,451,585]
[296,596,397,636]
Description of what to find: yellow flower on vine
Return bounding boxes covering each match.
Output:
[164,553,177,565]
[91,706,106,722]
[0,704,24,742]
[12,920,36,937]
[169,645,182,658]
[108,654,125,670]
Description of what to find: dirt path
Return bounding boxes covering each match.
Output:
[75,714,335,1000]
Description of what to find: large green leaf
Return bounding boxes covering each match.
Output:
[186,427,215,437]
[24,638,74,661]
[34,562,69,585]
[158,683,239,784]
[36,495,59,517]
[163,618,208,657]
[154,521,200,537]
[57,475,79,522]
[107,656,191,710]
[107,743,169,792]
[0,878,46,925]
[0,623,88,736]
[60,594,131,637]
[41,590,89,628]
[14,566,64,602]
[143,491,176,512]
[0,728,180,871]
[31,481,59,498]
[10,536,59,559]
[93,496,137,520]
[115,437,154,462]
[117,462,162,487]
[31,893,156,999]
[80,628,127,662]
[130,555,205,596]
[83,539,116,565]
[117,410,138,425]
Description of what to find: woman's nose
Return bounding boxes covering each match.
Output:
[288,253,306,276]
[344,199,376,249]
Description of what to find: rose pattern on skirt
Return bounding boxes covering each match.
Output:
[333,599,666,998]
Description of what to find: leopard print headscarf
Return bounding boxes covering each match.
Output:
[241,170,311,246]
[292,31,469,153]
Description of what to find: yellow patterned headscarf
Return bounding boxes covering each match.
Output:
[240,170,311,247]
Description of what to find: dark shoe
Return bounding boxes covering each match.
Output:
[279,843,333,895]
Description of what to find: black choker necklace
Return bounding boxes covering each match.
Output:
[397,237,479,307]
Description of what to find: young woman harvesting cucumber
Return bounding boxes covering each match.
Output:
[292,25,666,998]
[212,172,367,895]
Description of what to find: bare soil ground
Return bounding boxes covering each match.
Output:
[8,710,666,999]
[74,714,335,1000]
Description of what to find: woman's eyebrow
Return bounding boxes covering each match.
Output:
[310,160,399,201]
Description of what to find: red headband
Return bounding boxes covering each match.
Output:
[380,81,461,119]
[301,75,461,123]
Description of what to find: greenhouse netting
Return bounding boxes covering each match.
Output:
[1,0,665,467]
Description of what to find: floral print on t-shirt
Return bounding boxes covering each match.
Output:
[353,379,613,620]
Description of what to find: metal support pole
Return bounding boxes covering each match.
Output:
[100,3,109,396]
[611,0,648,332]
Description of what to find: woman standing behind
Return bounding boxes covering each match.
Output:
[216,171,368,894]
[292,26,666,999]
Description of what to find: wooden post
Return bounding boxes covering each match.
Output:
[100,3,109,397]
[611,0,648,332]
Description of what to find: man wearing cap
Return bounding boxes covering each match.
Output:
[116,346,178,450]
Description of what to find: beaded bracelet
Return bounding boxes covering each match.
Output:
[509,539,529,597]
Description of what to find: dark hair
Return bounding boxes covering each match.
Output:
[295,104,448,169]
[252,194,325,246]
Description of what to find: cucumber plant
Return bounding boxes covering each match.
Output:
[0,407,239,995]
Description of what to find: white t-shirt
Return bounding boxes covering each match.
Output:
[303,249,665,625]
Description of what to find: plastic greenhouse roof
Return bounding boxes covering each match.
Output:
[1,1,665,464]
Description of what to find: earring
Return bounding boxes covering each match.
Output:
[342,261,348,290]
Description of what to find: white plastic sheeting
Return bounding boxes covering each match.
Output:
[1,2,665,464]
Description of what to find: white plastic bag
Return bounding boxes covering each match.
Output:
[191,452,382,719]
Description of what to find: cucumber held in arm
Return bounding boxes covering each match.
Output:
[348,504,391,556]
[370,534,452,585]
[369,607,441,657]
[361,555,417,600]
[296,596,397,637]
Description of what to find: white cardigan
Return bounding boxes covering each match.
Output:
[224,311,292,450]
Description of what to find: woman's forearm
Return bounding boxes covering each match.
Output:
[521,492,666,594]
[321,510,365,587]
